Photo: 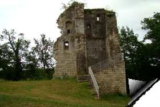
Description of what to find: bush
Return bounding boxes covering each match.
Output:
[0,67,16,80]
[0,67,55,81]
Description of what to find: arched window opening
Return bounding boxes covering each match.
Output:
[97,14,100,21]
[65,21,72,35]
[87,23,91,29]
[64,41,69,50]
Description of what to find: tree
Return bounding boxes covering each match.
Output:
[119,26,139,79]
[0,43,13,79]
[119,26,152,80]
[22,49,38,79]
[33,34,54,76]
[0,44,12,69]
[141,12,160,76]
[0,29,30,80]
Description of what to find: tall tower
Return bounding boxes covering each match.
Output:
[54,2,127,95]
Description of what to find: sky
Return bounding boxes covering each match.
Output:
[0,0,160,43]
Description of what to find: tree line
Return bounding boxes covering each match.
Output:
[119,12,160,81]
[0,30,54,80]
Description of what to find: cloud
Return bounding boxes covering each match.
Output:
[115,0,160,40]
[0,0,159,42]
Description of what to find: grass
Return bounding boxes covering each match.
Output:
[0,78,130,107]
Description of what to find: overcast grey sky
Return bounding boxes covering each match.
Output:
[0,0,160,42]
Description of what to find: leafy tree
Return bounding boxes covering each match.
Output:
[33,34,54,78]
[21,49,38,79]
[0,29,30,80]
[0,43,13,79]
[0,44,12,69]
[141,12,160,77]
[119,27,153,80]
[119,27,138,79]
[119,13,160,80]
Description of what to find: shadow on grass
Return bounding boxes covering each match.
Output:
[101,93,130,104]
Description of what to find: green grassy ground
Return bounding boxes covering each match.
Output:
[0,78,129,107]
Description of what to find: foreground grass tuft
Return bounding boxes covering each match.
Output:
[0,78,129,107]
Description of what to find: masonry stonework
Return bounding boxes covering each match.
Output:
[54,2,127,95]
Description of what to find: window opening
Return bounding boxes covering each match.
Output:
[65,21,72,35]
[67,30,70,34]
[64,41,69,50]
[97,14,100,21]
[87,23,91,29]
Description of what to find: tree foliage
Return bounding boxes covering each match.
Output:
[142,12,160,72]
[0,30,54,80]
[0,29,30,80]
[33,34,54,70]
[33,34,54,79]
[119,27,149,80]
[119,12,160,80]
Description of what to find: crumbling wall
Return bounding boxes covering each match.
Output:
[95,61,126,95]
[75,34,87,75]
[57,2,84,35]
[93,11,127,95]
[84,9,107,66]
[54,2,86,77]
[54,35,77,77]
[105,11,122,61]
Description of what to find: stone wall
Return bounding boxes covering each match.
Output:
[84,9,107,67]
[94,61,126,95]
[75,34,87,75]
[84,9,106,38]
[105,11,122,62]
[93,11,127,95]
[54,35,77,77]
[54,2,86,77]
[88,10,127,95]
[57,2,84,35]
[54,52,77,77]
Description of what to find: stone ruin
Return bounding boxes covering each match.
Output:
[54,2,127,96]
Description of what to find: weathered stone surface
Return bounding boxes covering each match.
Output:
[54,2,127,95]
[94,61,126,95]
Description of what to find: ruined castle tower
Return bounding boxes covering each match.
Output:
[54,2,126,95]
